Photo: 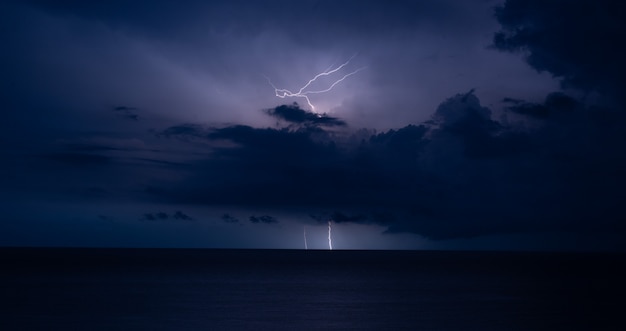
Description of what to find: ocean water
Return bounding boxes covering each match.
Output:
[1,249,624,330]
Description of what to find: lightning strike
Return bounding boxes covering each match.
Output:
[303,226,308,250]
[328,221,333,250]
[265,55,365,112]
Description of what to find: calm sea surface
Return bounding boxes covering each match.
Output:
[1,249,624,330]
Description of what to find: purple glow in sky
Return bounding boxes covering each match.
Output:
[1,0,625,250]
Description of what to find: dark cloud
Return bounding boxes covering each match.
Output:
[330,211,368,224]
[312,209,394,226]
[172,211,193,221]
[145,89,626,243]
[504,92,578,119]
[432,90,529,158]
[2,0,625,249]
[207,125,324,147]
[141,213,159,221]
[156,124,209,140]
[113,106,139,121]
[265,103,346,127]
[141,211,194,221]
[503,98,549,119]
[249,215,278,224]
[493,0,626,100]
[221,213,239,223]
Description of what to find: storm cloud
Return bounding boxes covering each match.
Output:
[494,0,626,101]
[1,0,625,250]
[143,89,626,243]
[265,104,347,128]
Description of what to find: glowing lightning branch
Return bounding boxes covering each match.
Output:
[265,55,365,112]
[328,221,333,250]
[303,226,308,250]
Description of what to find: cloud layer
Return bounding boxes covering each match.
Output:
[1,0,625,249]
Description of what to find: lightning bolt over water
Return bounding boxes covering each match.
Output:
[265,55,365,112]
[328,221,333,250]
[303,226,308,250]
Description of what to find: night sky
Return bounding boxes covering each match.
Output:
[2,0,625,250]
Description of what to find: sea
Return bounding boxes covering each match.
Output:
[1,248,624,330]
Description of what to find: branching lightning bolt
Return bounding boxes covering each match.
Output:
[328,221,333,250]
[265,54,365,112]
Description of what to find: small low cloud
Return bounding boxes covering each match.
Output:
[173,210,193,220]
[221,213,239,223]
[141,211,194,221]
[113,106,139,121]
[249,215,278,224]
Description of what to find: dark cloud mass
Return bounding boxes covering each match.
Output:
[494,0,626,100]
[1,0,625,250]
[143,89,625,244]
[504,92,577,119]
[329,212,369,224]
[265,103,346,127]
